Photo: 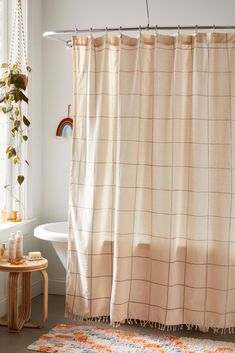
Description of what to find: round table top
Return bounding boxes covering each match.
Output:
[0,257,48,272]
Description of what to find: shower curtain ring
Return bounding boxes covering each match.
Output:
[195,24,198,35]
[119,26,122,38]
[139,25,142,37]
[177,24,180,35]
[90,27,93,39]
[213,24,216,33]
[105,27,108,40]
[155,24,158,35]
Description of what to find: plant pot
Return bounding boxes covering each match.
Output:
[19,74,28,88]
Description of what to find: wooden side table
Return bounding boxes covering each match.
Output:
[0,258,48,332]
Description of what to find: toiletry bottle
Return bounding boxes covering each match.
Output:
[0,244,3,260]
[1,243,8,261]
[16,230,23,259]
[8,233,16,260]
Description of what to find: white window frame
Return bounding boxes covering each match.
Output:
[0,0,10,218]
[0,0,29,221]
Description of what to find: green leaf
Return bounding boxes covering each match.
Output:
[10,74,26,90]
[7,147,16,159]
[23,115,30,127]
[0,94,5,103]
[2,105,13,113]
[6,146,11,154]
[22,135,28,141]
[25,160,30,166]
[12,63,19,71]
[11,127,17,135]
[0,81,5,88]
[13,156,20,164]
[14,120,20,128]
[9,89,20,102]
[17,175,25,185]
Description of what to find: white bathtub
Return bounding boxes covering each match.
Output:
[34,222,68,270]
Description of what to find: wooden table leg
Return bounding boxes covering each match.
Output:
[21,269,48,329]
[8,272,20,332]
[7,272,32,332]
[39,269,48,328]
[19,273,32,325]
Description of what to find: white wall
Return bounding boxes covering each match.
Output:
[0,0,43,315]
[27,0,43,219]
[40,0,235,292]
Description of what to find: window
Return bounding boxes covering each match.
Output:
[0,0,29,222]
[0,0,8,217]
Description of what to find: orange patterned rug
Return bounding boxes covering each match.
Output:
[28,324,235,353]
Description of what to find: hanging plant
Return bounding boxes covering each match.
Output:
[0,62,30,186]
[0,0,31,222]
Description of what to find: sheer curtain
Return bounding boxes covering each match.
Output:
[66,32,235,331]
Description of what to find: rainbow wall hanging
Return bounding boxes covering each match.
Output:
[56,104,73,137]
[56,117,73,137]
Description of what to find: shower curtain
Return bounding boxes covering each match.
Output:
[66,32,235,330]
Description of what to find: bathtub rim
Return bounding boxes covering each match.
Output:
[34,221,68,243]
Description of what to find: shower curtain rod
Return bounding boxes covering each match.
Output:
[43,25,235,47]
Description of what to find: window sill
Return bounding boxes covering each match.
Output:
[0,218,39,241]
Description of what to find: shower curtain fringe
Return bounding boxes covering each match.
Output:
[64,312,235,334]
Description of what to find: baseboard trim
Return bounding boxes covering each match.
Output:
[0,279,42,318]
[49,279,66,295]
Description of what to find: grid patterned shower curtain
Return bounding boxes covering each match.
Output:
[66,33,235,330]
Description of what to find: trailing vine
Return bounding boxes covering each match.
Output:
[0,62,30,187]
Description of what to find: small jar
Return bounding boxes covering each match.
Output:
[0,243,8,261]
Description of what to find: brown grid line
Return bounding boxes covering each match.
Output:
[74,69,235,74]
[74,115,235,122]
[69,205,234,219]
[75,92,235,98]
[66,293,235,315]
[68,272,235,292]
[71,160,235,171]
[225,34,233,328]
[203,38,210,327]
[68,249,233,267]
[70,183,235,197]
[72,137,235,147]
